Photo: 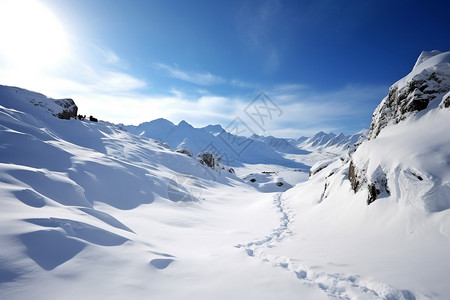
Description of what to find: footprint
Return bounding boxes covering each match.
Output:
[295,270,307,279]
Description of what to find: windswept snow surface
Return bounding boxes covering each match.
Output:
[0,85,324,299]
[1,82,450,300]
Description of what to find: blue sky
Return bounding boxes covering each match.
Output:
[1,0,449,137]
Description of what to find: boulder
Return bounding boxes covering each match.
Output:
[54,99,78,120]
[197,152,217,169]
[175,148,193,158]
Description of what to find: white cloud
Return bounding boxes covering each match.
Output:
[230,78,260,89]
[0,0,386,139]
[95,46,121,66]
[156,63,226,86]
[262,83,388,136]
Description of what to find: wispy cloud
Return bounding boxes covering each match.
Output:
[230,78,260,89]
[156,63,226,86]
[264,83,388,136]
[156,63,259,91]
[94,46,122,66]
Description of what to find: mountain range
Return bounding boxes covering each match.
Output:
[1,50,450,299]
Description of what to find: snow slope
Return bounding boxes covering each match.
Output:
[0,85,325,299]
[2,47,450,300]
[243,50,450,299]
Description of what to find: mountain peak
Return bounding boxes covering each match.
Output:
[149,118,174,126]
[413,50,442,69]
[202,124,225,134]
[369,50,450,139]
[178,120,193,128]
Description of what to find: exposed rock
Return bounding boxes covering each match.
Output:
[175,148,193,158]
[369,71,449,139]
[367,167,390,205]
[348,160,389,205]
[309,159,334,177]
[441,91,450,108]
[89,115,98,122]
[55,99,78,120]
[368,51,450,140]
[348,160,360,192]
[197,152,218,169]
[28,95,78,120]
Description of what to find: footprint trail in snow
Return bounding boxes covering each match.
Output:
[236,193,425,300]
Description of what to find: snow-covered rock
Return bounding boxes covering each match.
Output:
[346,50,450,205]
[0,85,78,120]
[175,147,194,157]
[369,50,450,139]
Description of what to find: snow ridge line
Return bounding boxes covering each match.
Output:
[235,193,423,300]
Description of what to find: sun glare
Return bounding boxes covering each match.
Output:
[0,0,69,71]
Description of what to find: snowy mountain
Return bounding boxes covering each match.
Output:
[123,119,308,168]
[1,50,450,300]
[255,50,450,299]
[295,129,368,152]
[250,134,310,155]
[124,119,362,168]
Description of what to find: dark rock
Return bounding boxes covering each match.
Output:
[369,71,450,139]
[349,160,390,205]
[276,182,284,187]
[442,93,450,108]
[175,148,193,158]
[197,152,217,169]
[89,116,98,122]
[367,184,379,205]
[250,178,256,183]
[55,98,77,120]
[348,160,360,192]
[228,168,235,174]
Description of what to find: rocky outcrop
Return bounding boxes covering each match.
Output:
[197,151,235,176]
[197,152,219,169]
[348,161,360,192]
[348,160,389,205]
[343,51,450,206]
[368,51,450,140]
[54,99,78,120]
[441,91,450,108]
[175,148,194,158]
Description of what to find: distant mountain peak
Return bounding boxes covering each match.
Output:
[178,120,193,128]
[202,124,225,134]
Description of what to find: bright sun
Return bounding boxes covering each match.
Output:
[0,0,69,71]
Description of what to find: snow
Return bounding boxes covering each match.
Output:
[397,50,450,90]
[0,84,324,299]
[1,50,450,300]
